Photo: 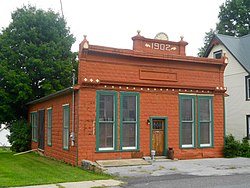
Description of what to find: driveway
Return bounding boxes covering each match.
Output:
[104,157,250,177]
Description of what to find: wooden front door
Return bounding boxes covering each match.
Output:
[38,110,45,150]
[152,119,164,156]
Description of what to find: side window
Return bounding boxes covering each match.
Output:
[247,115,250,139]
[213,50,222,59]
[246,77,250,100]
[31,112,38,142]
[47,108,52,146]
[63,104,70,150]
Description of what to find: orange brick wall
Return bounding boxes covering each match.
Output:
[77,87,224,162]
[78,54,224,89]
[29,92,78,165]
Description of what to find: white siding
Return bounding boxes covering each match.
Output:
[208,44,250,140]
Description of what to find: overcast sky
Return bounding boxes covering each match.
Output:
[0,0,226,56]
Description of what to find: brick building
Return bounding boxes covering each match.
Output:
[28,32,227,165]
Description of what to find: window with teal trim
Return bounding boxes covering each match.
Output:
[198,97,213,147]
[120,92,139,150]
[31,112,38,142]
[47,108,52,146]
[63,104,70,150]
[97,91,117,151]
[180,96,195,148]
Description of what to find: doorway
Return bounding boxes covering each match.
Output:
[150,117,168,156]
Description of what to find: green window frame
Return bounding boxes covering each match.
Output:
[31,112,38,142]
[47,108,52,146]
[198,96,214,148]
[179,95,196,148]
[120,92,140,150]
[63,104,70,150]
[96,90,117,151]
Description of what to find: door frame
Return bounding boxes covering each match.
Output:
[150,116,168,156]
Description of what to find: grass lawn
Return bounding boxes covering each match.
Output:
[0,149,111,187]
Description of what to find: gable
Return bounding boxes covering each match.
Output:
[205,34,250,74]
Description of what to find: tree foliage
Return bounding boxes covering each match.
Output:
[217,0,250,37]
[0,5,76,124]
[197,29,215,57]
[198,0,250,56]
[7,119,31,152]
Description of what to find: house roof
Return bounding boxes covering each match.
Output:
[205,33,250,73]
[26,87,74,105]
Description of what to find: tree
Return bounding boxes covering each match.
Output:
[217,0,250,37]
[0,5,76,124]
[197,29,215,57]
[7,119,31,152]
[198,0,250,56]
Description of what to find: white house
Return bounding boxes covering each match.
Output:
[204,34,250,141]
[0,124,11,147]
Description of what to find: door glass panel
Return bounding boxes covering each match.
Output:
[153,120,163,130]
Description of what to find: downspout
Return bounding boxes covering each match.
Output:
[71,69,76,146]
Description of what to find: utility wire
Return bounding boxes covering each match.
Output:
[60,0,64,18]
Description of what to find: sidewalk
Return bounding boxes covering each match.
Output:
[13,179,123,188]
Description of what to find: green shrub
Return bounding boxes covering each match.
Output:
[239,137,250,157]
[7,119,31,152]
[224,134,250,158]
[223,134,241,158]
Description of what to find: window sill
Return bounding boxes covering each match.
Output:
[198,145,214,148]
[96,149,140,153]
